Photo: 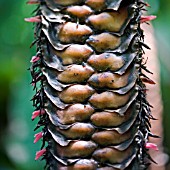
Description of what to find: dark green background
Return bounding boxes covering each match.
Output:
[0,0,169,169]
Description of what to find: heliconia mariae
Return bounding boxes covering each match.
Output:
[25,0,158,169]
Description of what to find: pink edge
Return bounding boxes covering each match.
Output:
[32,109,45,120]
[145,143,159,151]
[24,16,41,23]
[35,149,46,160]
[34,132,43,143]
[31,83,35,86]
[27,0,40,4]
[140,15,157,23]
[145,3,151,7]
[30,56,40,63]
[141,77,156,85]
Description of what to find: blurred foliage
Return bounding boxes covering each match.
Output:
[148,1,170,169]
[0,0,43,169]
[148,0,170,163]
[0,0,169,169]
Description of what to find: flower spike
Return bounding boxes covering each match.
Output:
[27,0,158,169]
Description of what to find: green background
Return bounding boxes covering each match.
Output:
[0,0,170,169]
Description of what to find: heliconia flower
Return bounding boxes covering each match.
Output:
[140,15,157,23]
[27,0,40,4]
[35,148,46,160]
[27,0,157,169]
[24,16,41,23]
[145,142,159,151]
[32,109,45,120]
[34,132,43,143]
[30,56,40,63]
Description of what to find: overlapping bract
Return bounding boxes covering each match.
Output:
[27,0,156,169]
